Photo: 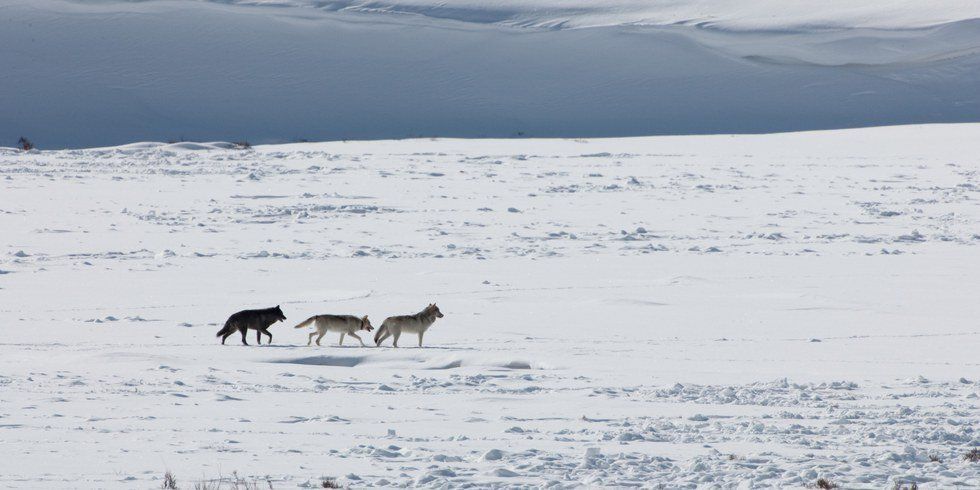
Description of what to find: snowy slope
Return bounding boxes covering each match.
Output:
[1,124,979,487]
[2,0,980,148]
[157,0,980,30]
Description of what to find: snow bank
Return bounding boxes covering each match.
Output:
[2,0,979,147]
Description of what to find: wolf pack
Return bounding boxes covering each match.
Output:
[215,304,445,347]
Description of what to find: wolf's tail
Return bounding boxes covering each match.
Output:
[294,316,317,329]
[373,324,388,345]
[216,320,233,338]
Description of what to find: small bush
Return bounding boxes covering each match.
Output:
[233,141,252,150]
[893,482,918,490]
[966,448,980,462]
[814,478,838,489]
[162,471,178,489]
[928,454,942,463]
[17,137,34,151]
[321,478,341,488]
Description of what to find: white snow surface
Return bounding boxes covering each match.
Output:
[137,0,980,30]
[2,0,980,147]
[1,124,979,488]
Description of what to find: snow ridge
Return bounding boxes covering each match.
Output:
[3,0,980,147]
[115,0,980,31]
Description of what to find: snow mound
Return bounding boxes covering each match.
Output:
[112,141,239,151]
[3,0,979,147]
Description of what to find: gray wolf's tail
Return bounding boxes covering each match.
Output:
[294,316,317,329]
[216,320,233,337]
[373,324,387,345]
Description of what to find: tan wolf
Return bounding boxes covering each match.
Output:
[374,303,444,348]
[294,314,374,347]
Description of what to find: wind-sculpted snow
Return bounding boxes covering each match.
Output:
[64,0,980,31]
[3,0,980,147]
[1,126,979,487]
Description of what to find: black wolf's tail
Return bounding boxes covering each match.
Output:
[373,324,387,345]
[216,320,233,338]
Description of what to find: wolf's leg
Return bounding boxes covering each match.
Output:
[308,332,317,346]
[240,328,249,346]
[418,331,424,347]
[263,328,272,344]
[221,331,231,345]
[348,332,364,347]
[256,330,262,345]
[339,333,345,346]
[392,330,401,348]
[375,328,391,346]
[315,331,326,346]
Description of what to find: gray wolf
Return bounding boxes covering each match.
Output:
[374,303,444,348]
[294,314,374,347]
[216,305,286,345]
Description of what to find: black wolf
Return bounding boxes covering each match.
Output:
[216,305,287,345]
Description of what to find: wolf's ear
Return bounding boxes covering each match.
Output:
[362,315,368,320]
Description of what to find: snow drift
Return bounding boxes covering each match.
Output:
[2,0,980,147]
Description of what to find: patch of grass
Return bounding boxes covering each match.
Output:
[226,471,269,489]
[156,469,336,489]
[162,471,178,489]
[813,478,838,489]
[173,470,275,489]
[966,448,980,462]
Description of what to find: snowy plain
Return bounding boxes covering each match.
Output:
[1,124,979,488]
[3,0,980,147]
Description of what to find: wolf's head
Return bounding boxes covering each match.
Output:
[427,303,444,318]
[360,315,374,332]
[274,305,286,322]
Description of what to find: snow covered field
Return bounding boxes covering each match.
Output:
[3,0,980,147]
[1,124,979,488]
